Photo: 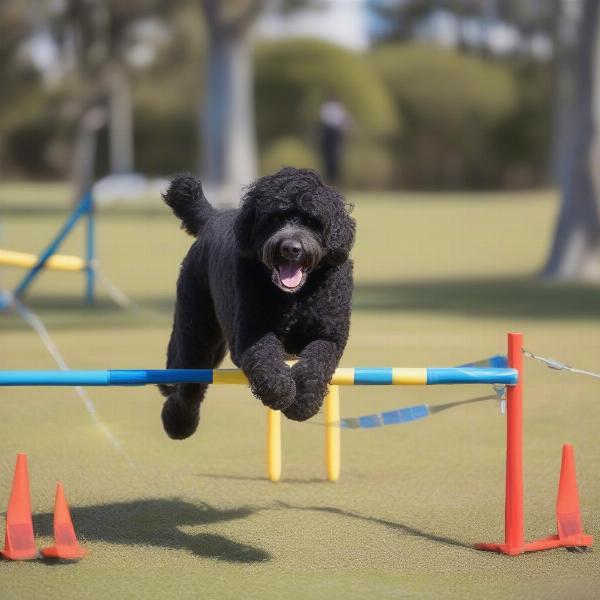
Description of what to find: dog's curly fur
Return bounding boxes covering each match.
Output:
[159,167,355,439]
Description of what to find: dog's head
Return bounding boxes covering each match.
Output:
[234,167,355,293]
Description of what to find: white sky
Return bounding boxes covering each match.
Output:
[257,0,370,51]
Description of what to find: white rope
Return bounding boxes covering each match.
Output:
[523,349,600,380]
[6,292,135,467]
[96,266,166,322]
[95,266,133,309]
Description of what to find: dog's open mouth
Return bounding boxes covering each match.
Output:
[272,262,308,293]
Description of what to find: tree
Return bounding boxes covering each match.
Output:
[200,0,264,207]
[46,0,173,193]
[0,1,40,177]
[199,0,320,206]
[543,0,600,281]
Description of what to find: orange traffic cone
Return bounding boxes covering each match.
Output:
[522,443,594,552]
[41,483,87,560]
[555,444,593,548]
[1,453,37,560]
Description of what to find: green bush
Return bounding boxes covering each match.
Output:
[255,38,398,149]
[5,111,72,179]
[491,59,552,188]
[260,136,319,175]
[370,43,519,188]
[4,103,198,180]
[133,107,198,175]
[343,139,395,189]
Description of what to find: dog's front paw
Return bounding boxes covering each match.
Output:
[248,367,296,411]
[161,396,200,440]
[283,362,327,421]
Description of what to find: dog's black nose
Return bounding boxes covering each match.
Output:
[280,239,303,261]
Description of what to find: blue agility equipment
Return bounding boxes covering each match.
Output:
[0,366,518,387]
[0,191,96,309]
[341,405,431,429]
[340,355,508,429]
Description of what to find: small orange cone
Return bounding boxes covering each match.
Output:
[555,444,593,548]
[41,483,86,560]
[1,453,37,560]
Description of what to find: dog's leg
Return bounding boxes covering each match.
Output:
[235,332,296,411]
[283,340,341,422]
[160,264,225,440]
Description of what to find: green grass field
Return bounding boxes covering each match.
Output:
[1,183,600,599]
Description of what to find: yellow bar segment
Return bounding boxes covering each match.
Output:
[212,369,249,385]
[330,368,355,385]
[0,249,85,272]
[392,368,427,385]
[266,408,281,482]
[324,385,340,482]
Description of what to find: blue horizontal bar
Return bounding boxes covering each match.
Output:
[0,367,517,387]
[109,369,214,385]
[0,369,215,386]
[426,368,517,385]
[0,370,111,386]
[353,368,393,385]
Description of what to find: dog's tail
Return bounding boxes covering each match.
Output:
[162,174,215,236]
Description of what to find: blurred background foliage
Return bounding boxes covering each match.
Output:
[255,38,399,188]
[1,1,552,191]
[370,43,548,189]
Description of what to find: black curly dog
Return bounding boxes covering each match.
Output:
[159,167,355,439]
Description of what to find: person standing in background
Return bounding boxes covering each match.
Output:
[319,97,349,185]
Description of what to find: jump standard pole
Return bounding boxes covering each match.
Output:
[476,332,593,555]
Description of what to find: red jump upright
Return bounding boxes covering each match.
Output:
[476,333,593,555]
[476,332,525,555]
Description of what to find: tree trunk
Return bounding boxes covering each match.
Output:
[105,60,134,175]
[200,2,258,207]
[71,105,107,202]
[543,0,600,281]
[223,31,257,199]
[550,0,579,186]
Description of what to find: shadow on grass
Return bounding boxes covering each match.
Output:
[24,295,173,313]
[353,276,600,319]
[33,498,270,564]
[316,394,498,427]
[0,296,171,332]
[19,497,473,565]
[428,394,498,416]
[3,276,599,334]
[1,205,169,218]
[196,473,329,484]
[274,502,471,550]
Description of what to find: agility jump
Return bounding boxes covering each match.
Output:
[0,363,516,480]
[0,332,592,556]
[0,191,96,307]
[0,249,85,272]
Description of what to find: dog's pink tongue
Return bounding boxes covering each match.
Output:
[279,263,303,288]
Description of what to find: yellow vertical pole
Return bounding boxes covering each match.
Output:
[266,408,282,482]
[324,385,341,482]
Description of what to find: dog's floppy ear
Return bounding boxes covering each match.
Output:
[234,198,256,258]
[325,204,356,266]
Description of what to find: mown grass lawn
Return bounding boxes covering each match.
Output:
[1,183,599,599]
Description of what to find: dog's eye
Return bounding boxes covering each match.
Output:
[303,216,323,230]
